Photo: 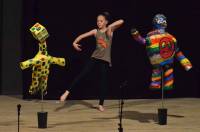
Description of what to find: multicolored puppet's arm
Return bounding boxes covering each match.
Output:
[175,48,192,71]
[131,28,146,45]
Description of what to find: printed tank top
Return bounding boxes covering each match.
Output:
[91,29,112,66]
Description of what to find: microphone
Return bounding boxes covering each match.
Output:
[17,104,21,115]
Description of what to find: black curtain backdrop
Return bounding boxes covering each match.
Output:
[21,0,200,99]
[0,0,3,94]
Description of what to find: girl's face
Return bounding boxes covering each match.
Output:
[97,15,108,29]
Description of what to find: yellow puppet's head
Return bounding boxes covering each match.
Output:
[30,23,49,42]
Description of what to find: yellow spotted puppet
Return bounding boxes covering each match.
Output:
[20,23,66,94]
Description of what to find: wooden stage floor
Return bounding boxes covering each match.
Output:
[0,95,200,132]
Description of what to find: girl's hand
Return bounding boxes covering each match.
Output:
[73,43,82,51]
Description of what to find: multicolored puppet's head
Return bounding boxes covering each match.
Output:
[153,14,167,29]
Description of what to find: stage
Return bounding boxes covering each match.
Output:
[0,96,200,132]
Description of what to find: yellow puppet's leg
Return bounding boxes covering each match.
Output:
[29,74,39,94]
[38,76,48,95]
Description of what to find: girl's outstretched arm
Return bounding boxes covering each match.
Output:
[73,29,97,51]
[108,19,124,31]
[107,19,124,36]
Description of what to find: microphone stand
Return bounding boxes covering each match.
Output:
[118,81,127,132]
[17,104,21,132]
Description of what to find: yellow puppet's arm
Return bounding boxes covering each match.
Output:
[20,59,34,70]
[20,58,42,70]
[49,56,66,67]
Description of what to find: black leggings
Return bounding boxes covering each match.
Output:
[68,58,109,105]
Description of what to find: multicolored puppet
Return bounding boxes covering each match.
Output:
[131,14,192,90]
[20,23,66,94]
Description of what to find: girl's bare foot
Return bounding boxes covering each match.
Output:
[60,90,70,102]
[98,105,105,112]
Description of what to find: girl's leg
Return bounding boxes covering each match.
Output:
[60,59,95,101]
[98,60,109,111]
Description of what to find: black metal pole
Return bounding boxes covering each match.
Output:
[158,66,168,125]
[18,112,19,132]
[161,66,164,108]
[118,98,124,132]
[118,81,127,132]
[17,104,21,132]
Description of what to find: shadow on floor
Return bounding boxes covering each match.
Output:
[0,120,25,126]
[28,110,185,128]
[54,99,160,112]
[54,100,96,112]
[29,119,110,128]
[105,99,160,109]
[93,110,184,124]
[4,95,23,100]
[123,111,158,123]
